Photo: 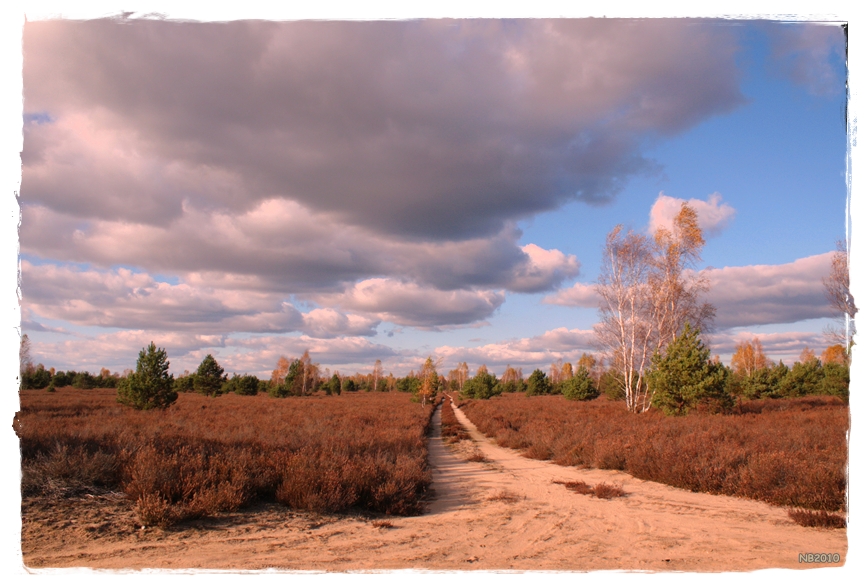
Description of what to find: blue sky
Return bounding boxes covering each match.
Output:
[13,16,851,378]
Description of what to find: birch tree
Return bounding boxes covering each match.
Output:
[372,359,384,392]
[730,337,770,377]
[594,225,656,412]
[823,240,857,349]
[594,204,714,413]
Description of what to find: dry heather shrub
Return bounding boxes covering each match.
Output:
[593,483,626,499]
[553,480,593,495]
[21,443,119,497]
[17,389,435,526]
[440,400,470,443]
[788,508,846,529]
[124,444,247,526]
[487,489,522,503]
[371,519,395,529]
[553,480,625,499]
[466,450,487,463]
[464,394,847,512]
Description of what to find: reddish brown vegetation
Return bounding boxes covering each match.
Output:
[787,508,846,529]
[461,394,847,512]
[440,398,470,444]
[16,389,435,526]
[553,480,626,499]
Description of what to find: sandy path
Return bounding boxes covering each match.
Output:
[22,398,847,571]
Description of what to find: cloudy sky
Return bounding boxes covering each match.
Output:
[17,14,850,378]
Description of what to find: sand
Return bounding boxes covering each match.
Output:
[20,396,847,571]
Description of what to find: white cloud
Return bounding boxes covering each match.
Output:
[709,329,830,366]
[21,260,381,338]
[704,252,836,329]
[313,279,505,328]
[542,282,600,308]
[507,244,580,293]
[648,192,736,237]
[431,327,598,374]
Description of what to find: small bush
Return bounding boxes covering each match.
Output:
[788,508,846,529]
[553,480,625,499]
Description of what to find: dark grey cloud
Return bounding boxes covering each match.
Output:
[23,18,745,240]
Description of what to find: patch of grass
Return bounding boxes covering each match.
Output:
[553,480,625,499]
[592,482,626,499]
[788,508,846,529]
[371,519,395,529]
[465,450,487,463]
[486,489,522,503]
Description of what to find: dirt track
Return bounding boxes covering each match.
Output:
[21,397,847,571]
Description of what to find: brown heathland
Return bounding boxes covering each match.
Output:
[459,393,848,514]
[16,389,435,527]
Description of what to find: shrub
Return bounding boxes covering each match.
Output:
[462,394,847,512]
[562,367,599,401]
[72,371,96,389]
[194,354,226,397]
[222,373,260,396]
[17,390,436,526]
[598,369,625,401]
[174,374,196,393]
[788,508,846,529]
[117,342,177,410]
[648,324,730,415]
[462,369,500,399]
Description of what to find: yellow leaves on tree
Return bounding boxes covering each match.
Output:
[730,337,771,377]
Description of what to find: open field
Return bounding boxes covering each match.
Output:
[459,393,848,513]
[16,389,435,528]
[16,389,848,570]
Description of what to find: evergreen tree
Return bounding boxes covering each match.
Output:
[194,354,226,397]
[461,368,499,399]
[562,366,599,401]
[779,357,823,397]
[279,358,299,395]
[739,361,789,400]
[117,342,177,410]
[820,362,849,403]
[525,369,552,396]
[328,373,342,395]
[648,324,729,415]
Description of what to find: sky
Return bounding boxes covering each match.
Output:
[13,13,853,380]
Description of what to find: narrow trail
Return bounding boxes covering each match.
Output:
[22,396,847,571]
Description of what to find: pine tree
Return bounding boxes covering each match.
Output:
[194,354,226,397]
[328,373,341,395]
[562,366,599,401]
[117,342,177,410]
[648,324,729,415]
[525,369,552,396]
